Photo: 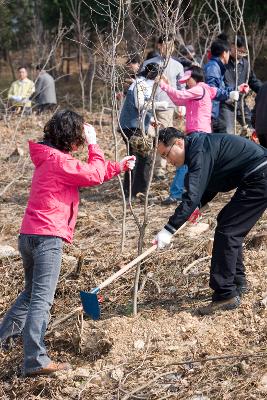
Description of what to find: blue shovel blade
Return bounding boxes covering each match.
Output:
[80,290,100,320]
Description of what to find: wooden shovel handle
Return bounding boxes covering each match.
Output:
[98,221,187,291]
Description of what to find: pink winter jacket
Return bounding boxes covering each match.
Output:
[20,141,121,243]
[160,81,218,133]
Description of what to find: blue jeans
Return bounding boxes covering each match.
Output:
[170,165,188,199]
[0,234,63,374]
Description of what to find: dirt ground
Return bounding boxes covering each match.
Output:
[0,113,266,400]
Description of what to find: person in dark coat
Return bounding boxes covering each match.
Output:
[33,66,57,113]
[219,35,262,134]
[204,39,232,132]
[154,127,267,314]
[251,82,267,148]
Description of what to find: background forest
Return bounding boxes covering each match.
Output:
[0,0,267,111]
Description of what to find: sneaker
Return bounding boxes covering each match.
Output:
[25,361,72,377]
[161,196,180,205]
[154,175,165,181]
[197,296,241,316]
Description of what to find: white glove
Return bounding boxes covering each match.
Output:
[229,91,239,102]
[84,123,96,145]
[11,95,22,102]
[155,101,169,110]
[119,155,136,172]
[154,228,173,250]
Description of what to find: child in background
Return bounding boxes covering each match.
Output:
[0,110,135,377]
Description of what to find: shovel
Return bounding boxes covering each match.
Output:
[80,221,188,320]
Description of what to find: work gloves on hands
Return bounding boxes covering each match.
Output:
[84,123,97,145]
[227,83,249,104]
[229,91,239,102]
[119,155,136,172]
[154,208,202,250]
[154,228,173,250]
[238,83,250,94]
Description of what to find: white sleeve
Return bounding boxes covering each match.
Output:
[134,80,147,109]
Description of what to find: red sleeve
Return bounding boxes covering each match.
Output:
[58,144,108,187]
[104,161,122,181]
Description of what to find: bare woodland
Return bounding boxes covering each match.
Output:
[0,0,267,399]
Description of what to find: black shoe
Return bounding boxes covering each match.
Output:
[161,196,180,205]
[236,282,250,296]
[197,296,241,316]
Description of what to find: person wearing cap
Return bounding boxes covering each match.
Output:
[157,66,240,205]
[154,127,267,314]
[119,63,169,199]
[204,39,248,132]
[219,35,262,135]
[141,33,184,180]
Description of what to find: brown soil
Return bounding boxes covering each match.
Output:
[0,113,266,399]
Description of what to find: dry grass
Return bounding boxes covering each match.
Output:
[0,113,266,399]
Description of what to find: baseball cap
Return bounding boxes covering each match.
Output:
[178,70,192,83]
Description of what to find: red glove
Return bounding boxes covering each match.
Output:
[188,208,202,224]
[238,83,250,94]
[119,155,136,172]
[251,130,259,144]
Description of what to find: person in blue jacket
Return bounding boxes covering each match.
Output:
[204,39,232,132]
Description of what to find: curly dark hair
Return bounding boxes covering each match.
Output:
[43,109,85,152]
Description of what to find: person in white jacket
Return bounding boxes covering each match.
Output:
[119,63,168,198]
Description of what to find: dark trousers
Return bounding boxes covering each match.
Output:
[210,166,267,301]
[212,104,251,134]
[121,128,151,197]
[258,133,267,149]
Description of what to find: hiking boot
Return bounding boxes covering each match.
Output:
[161,196,180,205]
[25,361,72,377]
[197,296,241,316]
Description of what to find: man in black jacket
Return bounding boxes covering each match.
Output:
[154,127,267,314]
[218,35,262,134]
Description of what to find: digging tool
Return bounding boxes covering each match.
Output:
[80,221,188,320]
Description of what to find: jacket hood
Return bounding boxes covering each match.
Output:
[29,140,62,167]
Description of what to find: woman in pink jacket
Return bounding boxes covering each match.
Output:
[0,110,135,376]
[159,66,241,204]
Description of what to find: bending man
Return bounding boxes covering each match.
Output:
[154,127,267,314]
